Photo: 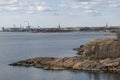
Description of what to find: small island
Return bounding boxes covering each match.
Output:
[9,31,120,73]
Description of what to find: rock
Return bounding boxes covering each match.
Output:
[9,56,120,72]
[100,58,120,67]
[75,38,119,59]
[105,62,119,67]
[73,45,84,55]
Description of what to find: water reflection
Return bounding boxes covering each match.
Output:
[85,71,120,80]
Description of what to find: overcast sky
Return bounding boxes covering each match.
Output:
[0,0,120,28]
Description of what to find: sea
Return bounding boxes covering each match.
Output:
[0,32,119,80]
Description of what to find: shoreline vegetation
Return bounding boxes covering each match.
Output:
[9,30,120,73]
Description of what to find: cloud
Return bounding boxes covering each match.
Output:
[0,0,17,4]
[0,0,53,14]
[36,6,52,11]
[27,1,53,14]
[107,0,120,8]
[61,0,120,15]
[0,0,120,15]
[83,9,94,13]
[61,0,102,15]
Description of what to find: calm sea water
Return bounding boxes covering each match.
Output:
[0,32,119,80]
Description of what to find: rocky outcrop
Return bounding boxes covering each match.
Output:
[9,56,83,70]
[74,38,119,59]
[9,56,120,72]
[9,38,120,72]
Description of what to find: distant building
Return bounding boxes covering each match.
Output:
[58,25,61,29]
[106,24,108,28]
[2,27,5,31]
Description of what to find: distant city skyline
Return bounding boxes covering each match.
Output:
[0,0,120,28]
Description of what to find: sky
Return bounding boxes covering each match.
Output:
[0,0,120,28]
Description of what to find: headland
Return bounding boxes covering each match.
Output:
[9,36,120,73]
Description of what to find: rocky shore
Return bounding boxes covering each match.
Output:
[9,56,120,72]
[9,38,120,72]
